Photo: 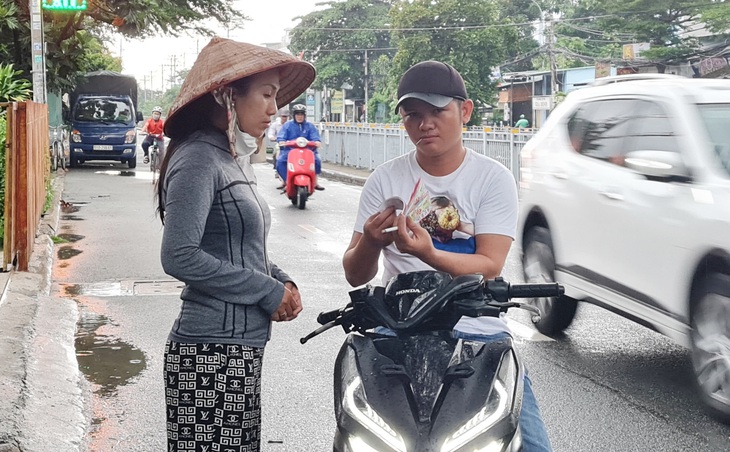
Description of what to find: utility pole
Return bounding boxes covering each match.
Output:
[29,0,47,103]
[363,49,369,123]
[546,17,558,100]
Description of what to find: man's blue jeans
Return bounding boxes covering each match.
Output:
[451,330,553,452]
[276,148,322,181]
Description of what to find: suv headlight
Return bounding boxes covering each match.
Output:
[340,351,406,452]
[440,350,518,452]
[71,130,81,143]
[124,129,136,144]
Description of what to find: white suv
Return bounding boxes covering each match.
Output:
[517,75,730,422]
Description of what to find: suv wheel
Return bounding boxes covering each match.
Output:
[522,226,578,335]
[127,157,137,169]
[691,273,730,422]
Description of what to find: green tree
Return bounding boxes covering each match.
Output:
[388,0,535,124]
[0,63,31,101]
[289,0,393,103]
[1,0,247,95]
[552,0,730,71]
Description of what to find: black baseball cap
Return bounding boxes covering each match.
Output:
[395,61,468,113]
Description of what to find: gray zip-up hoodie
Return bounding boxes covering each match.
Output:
[161,128,292,348]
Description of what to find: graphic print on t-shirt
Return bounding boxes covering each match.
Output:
[418,195,476,254]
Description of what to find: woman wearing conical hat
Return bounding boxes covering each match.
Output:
[156,37,315,451]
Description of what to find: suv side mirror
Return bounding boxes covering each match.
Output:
[624,150,691,181]
[136,111,144,122]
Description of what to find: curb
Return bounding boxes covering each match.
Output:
[0,170,85,452]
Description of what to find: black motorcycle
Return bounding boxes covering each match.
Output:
[301,270,563,452]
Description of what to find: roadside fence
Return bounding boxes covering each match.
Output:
[316,123,536,183]
[1,101,50,271]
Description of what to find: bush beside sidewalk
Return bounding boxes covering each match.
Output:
[0,171,86,452]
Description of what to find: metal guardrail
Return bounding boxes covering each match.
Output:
[316,123,536,183]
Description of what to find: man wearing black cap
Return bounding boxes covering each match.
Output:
[343,61,553,451]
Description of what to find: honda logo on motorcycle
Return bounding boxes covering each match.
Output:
[298,159,305,165]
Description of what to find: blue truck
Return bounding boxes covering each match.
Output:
[65,71,143,168]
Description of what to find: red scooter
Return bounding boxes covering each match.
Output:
[282,137,318,209]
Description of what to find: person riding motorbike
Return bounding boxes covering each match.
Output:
[275,104,324,190]
[268,108,290,169]
[141,106,166,164]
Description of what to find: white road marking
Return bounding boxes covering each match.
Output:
[298,224,325,234]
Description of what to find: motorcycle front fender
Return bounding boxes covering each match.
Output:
[293,174,312,189]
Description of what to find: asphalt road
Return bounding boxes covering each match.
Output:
[34,153,730,451]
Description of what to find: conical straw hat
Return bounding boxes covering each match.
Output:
[164,37,316,138]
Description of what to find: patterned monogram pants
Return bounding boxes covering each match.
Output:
[164,341,264,452]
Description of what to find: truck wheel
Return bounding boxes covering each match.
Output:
[128,157,137,169]
[522,226,578,335]
[691,273,730,423]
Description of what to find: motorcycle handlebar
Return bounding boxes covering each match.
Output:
[507,283,564,299]
[317,308,343,325]
[484,277,564,303]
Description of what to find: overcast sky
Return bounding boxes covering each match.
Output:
[111,0,324,92]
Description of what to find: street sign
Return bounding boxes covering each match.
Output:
[42,0,87,11]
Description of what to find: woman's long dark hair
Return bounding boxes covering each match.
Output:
[155,77,253,223]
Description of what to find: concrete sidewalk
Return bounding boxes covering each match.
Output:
[0,169,86,452]
[0,159,369,452]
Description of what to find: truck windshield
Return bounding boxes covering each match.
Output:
[74,98,133,124]
[698,103,730,177]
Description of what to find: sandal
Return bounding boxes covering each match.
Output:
[143,156,149,164]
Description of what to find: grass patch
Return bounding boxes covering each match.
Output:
[51,235,68,244]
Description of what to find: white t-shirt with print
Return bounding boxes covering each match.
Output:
[353,148,518,335]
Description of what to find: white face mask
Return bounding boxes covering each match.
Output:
[234,124,258,157]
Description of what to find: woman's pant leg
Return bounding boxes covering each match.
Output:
[164,341,264,452]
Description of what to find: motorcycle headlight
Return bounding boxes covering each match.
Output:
[296,136,308,148]
[341,350,406,452]
[124,129,136,144]
[440,350,518,452]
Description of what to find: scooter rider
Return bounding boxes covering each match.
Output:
[276,104,324,190]
[268,108,290,169]
[141,106,165,164]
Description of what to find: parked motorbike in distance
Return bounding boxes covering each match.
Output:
[301,271,564,452]
[281,137,317,209]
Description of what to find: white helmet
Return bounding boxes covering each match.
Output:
[152,106,163,114]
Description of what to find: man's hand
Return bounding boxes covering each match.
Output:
[391,214,435,261]
[314,141,322,148]
[361,207,398,249]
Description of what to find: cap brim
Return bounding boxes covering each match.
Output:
[394,93,455,113]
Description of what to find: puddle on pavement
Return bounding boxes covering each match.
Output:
[57,233,84,243]
[95,170,152,180]
[63,281,128,297]
[60,280,181,297]
[75,311,146,397]
[57,246,82,260]
[95,170,136,177]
